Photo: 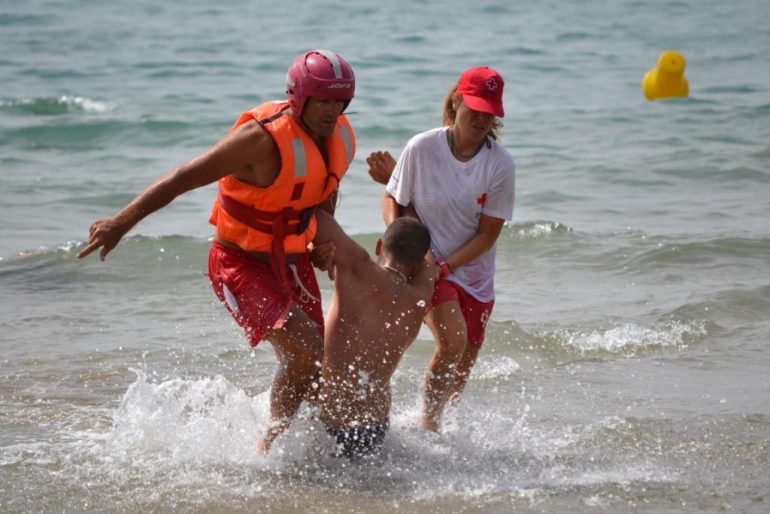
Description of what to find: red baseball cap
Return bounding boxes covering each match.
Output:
[456,66,505,118]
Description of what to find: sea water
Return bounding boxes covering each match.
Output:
[1,0,769,512]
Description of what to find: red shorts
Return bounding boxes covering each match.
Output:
[208,241,324,346]
[427,278,495,348]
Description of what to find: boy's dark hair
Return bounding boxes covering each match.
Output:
[382,217,431,264]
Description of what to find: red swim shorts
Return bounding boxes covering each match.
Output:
[427,278,495,348]
[208,241,323,346]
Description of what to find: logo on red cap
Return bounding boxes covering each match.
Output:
[456,66,505,118]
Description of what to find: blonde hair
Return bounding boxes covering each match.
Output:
[441,86,502,140]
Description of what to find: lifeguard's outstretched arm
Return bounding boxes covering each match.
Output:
[78,121,270,260]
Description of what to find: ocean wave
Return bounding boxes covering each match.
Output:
[751,145,770,160]
[0,95,115,115]
[2,117,197,151]
[0,235,211,292]
[752,103,770,116]
[0,235,210,263]
[539,232,770,277]
[670,284,770,321]
[618,236,770,270]
[0,13,54,26]
[503,46,545,56]
[0,241,81,276]
[500,316,713,362]
[701,85,760,95]
[555,31,594,42]
[508,220,573,240]
[549,320,708,355]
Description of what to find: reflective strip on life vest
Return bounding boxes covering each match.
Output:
[338,124,354,166]
[290,138,307,178]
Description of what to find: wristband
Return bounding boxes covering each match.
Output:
[436,259,450,278]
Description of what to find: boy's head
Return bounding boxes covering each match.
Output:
[381,217,431,264]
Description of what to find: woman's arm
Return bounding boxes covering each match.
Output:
[381,192,403,226]
[443,214,505,271]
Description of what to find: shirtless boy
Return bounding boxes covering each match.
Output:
[312,210,437,458]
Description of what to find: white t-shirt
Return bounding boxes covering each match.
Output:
[386,127,515,302]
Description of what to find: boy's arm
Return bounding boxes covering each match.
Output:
[313,210,371,276]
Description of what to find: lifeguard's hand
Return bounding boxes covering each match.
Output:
[366,151,396,185]
[77,218,128,261]
[309,240,336,280]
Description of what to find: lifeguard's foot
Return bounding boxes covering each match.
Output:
[257,420,288,455]
[421,416,440,432]
[257,437,272,455]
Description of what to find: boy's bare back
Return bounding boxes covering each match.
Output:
[313,211,436,431]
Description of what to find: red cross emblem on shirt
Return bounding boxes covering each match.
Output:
[477,193,487,206]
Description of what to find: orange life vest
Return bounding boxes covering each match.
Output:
[209,101,355,280]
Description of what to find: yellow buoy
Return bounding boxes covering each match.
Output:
[642,50,689,100]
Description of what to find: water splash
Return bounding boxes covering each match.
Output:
[4,367,721,512]
[106,369,266,467]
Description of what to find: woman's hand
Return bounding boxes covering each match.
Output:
[366,151,396,185]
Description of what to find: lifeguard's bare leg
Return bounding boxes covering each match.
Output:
[258,304,323,453]
[448,343,480,405]
[422,300,467,431]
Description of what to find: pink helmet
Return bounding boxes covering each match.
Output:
[286,50,355,115]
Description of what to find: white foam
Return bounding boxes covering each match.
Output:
[555,320,707,354]
[513,221,571,239]
[57,95,115,113]
[472,356,521,380]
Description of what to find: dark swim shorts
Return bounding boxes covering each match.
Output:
[327,419,390,459]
